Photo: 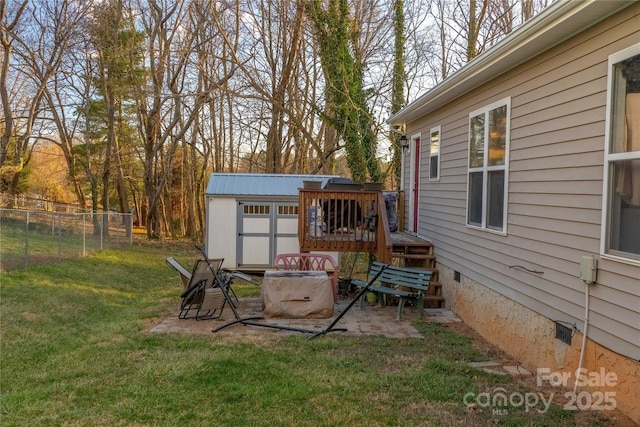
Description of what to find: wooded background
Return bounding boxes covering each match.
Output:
[0,0,548,239]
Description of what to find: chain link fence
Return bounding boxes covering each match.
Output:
[0,209,133,271]
[0,194,92,214]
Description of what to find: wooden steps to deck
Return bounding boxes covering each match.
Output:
[391,232,444,308]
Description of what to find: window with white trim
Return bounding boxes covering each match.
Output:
[467,98,510,232]
[429,126,441,181]
[602,44,640,261]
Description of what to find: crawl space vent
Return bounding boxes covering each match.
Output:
[555,322,572,345]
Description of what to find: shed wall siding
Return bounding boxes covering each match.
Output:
[207,197,238,267]
[406,4,640,359]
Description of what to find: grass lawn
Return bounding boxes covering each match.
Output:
[0,241,622,426]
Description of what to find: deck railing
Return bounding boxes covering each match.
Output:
[298,189,393,262]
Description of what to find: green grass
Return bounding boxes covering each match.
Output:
[0,242,615,426]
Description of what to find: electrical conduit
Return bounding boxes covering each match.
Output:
[574,281,590,395]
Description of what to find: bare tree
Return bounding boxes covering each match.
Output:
[0,0,48,196]
[0,0,28,174]
[465,0,489,60]
[420,0,549,87]
[255,0,305,173]
[132,0,238,238]
[211,0,322,174]
[38,0,95,210]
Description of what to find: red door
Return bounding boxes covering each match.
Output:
[412,137,420,233]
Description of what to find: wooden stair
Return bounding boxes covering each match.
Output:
[390,233,444,308]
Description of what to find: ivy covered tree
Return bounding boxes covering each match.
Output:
[306,0,381,183]
[390,0,406,185]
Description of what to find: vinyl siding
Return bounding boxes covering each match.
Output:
[405,4,640,359]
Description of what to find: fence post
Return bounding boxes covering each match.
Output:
[126,211,133,244]
[82,213,86,257]
[100,212,104,250]
[24,211,30,269]
[57,213,62,262]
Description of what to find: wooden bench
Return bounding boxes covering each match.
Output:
[351,261,432,320]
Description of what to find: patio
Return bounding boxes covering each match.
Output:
[150,296,462,338]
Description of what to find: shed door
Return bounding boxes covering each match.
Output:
[237,201,299,267]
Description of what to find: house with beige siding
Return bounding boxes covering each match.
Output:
[389,0,639,422]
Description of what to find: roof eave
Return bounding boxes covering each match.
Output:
[388,0,634,126]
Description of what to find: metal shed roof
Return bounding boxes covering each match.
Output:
[206,173,339,197]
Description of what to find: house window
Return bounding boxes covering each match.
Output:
[467,98,510,232]
[429,126,441,181]
[602,44,640,261]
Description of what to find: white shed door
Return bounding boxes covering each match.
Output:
[237,201,299,267]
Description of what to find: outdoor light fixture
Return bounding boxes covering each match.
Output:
[400,134,409,150]
[389,125,408,151]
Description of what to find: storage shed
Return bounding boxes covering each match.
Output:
[205,173,339,269]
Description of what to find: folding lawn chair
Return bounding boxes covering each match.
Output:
[166,256,192,291]
[167,257,245,307]
[178,258,227,320]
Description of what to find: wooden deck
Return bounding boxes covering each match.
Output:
[298,189,434,263]
[390,231,433,247]
[305,231,432,246]
[298,188,382,256]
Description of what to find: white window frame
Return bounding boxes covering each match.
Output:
[466,97,510,234]
[429,126,441,181]
[600,43,640,264]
